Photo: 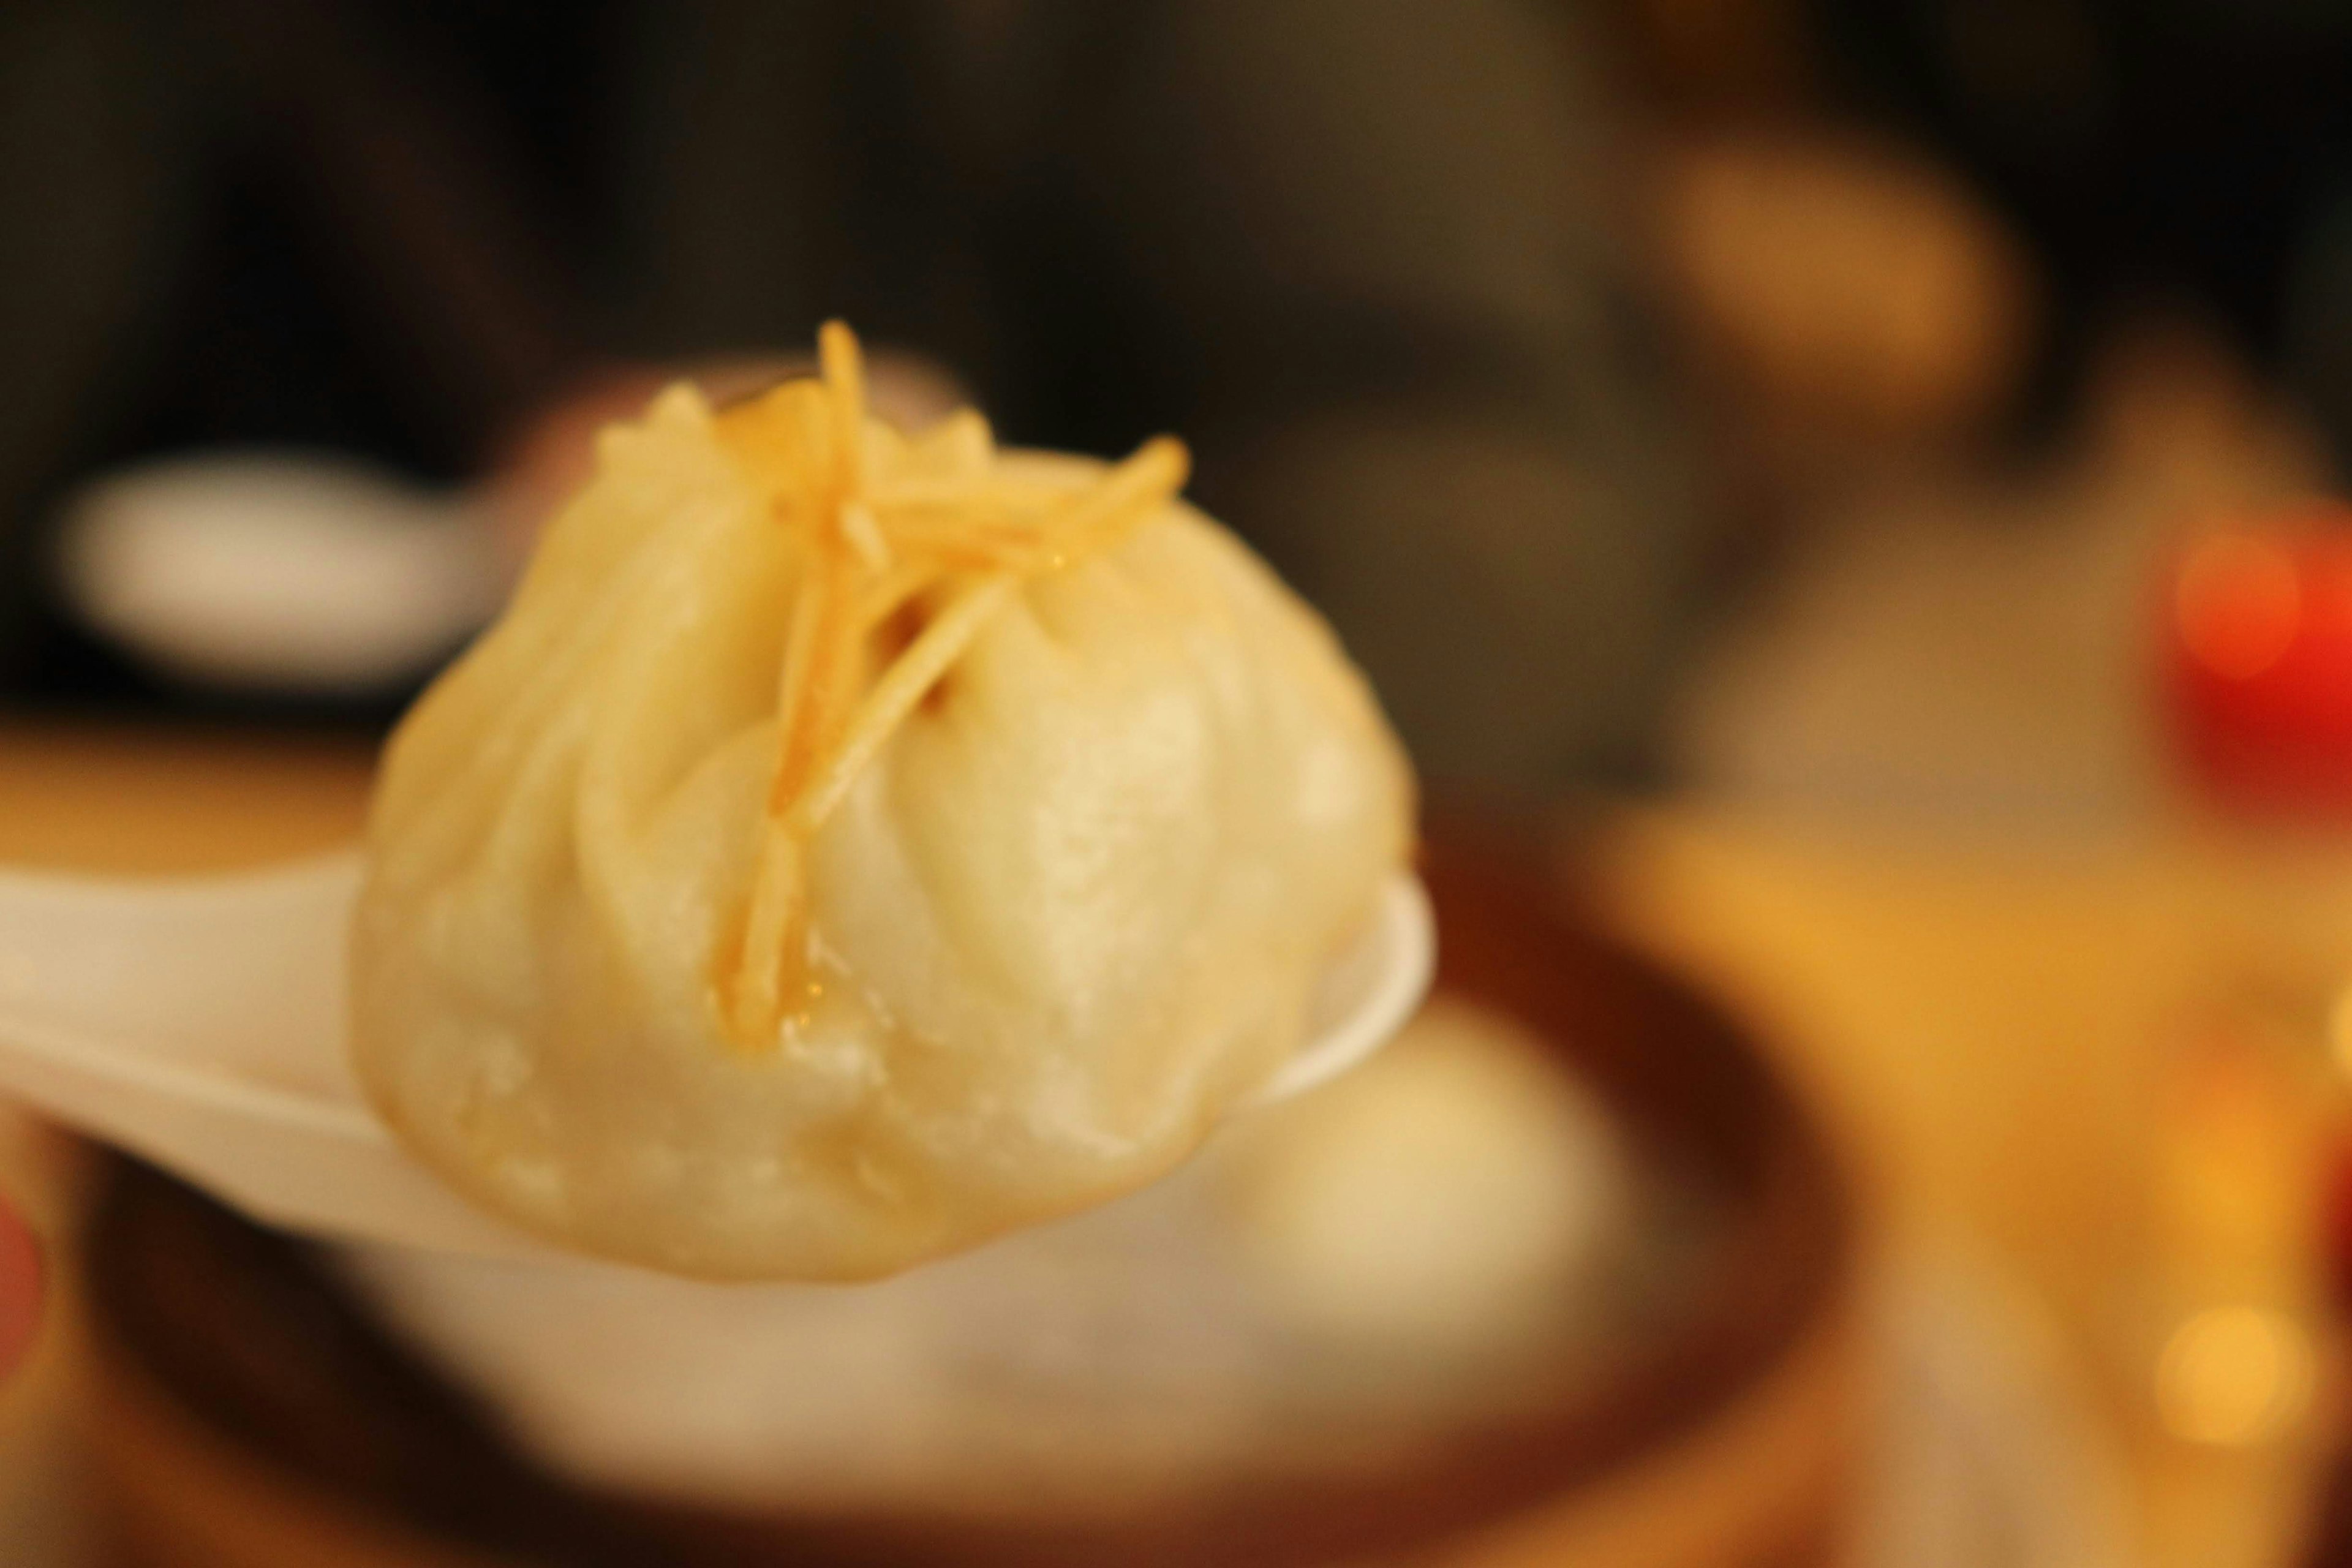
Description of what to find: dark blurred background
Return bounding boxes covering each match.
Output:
[0,0,2320,798]
[10,0,2352,794]
[17,0,2352,792]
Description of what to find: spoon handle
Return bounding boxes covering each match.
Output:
[0,853,551,1258]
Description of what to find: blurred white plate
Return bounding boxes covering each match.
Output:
[58,451,505,695]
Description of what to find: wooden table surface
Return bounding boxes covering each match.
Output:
[1597,806,2352,1567]
[0,724,378,873]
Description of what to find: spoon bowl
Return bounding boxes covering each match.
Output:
[0,853,1431,1267]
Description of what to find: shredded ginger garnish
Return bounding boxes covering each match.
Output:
[712,322,1189,1050]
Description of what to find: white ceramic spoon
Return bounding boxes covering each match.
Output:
[0,852,1433,1265]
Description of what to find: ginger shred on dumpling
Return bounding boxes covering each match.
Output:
[712,326,1189,1052]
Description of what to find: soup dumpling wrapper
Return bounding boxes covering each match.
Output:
[351,339,1414,1280]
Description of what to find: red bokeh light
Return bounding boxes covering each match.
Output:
[2163,504,2352,819]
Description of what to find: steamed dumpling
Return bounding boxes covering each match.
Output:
[350,326,1414,1280]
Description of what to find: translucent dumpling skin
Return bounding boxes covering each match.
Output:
[351,338,1414,1280]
